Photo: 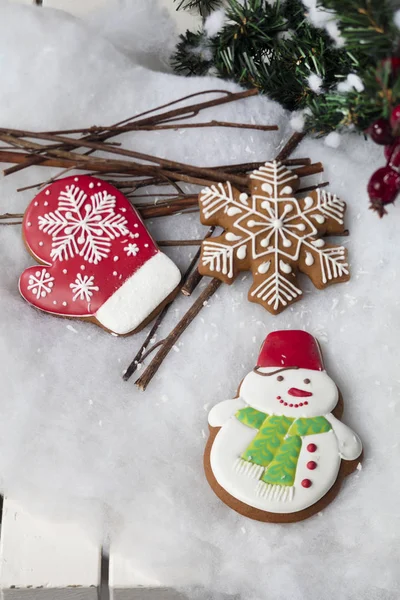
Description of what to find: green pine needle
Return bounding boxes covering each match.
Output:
[174,0,223,17]
[171,0,400,134]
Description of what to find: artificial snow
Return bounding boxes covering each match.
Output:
[303,0,344,46]
[307,72,323,93]
[337,73,365,93]
[204,8,226,38]
[0,1,399,599]
[325,131,341,148]
[290,114,305,134]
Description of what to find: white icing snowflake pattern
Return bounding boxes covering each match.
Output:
[27,270,55,299]
[70,274,100,302]
[199,161,349,314]
[124,243,140,257]
[38,184,129,264]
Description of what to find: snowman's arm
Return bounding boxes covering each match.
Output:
[325,413,362,460]
[208,398,246,428]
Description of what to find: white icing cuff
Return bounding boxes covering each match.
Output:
[95,252,180,335]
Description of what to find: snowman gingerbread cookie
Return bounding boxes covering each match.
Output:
[204,330,362,522]
[19,176,181,335]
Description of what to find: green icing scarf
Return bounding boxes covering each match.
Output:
[235,407,331,487]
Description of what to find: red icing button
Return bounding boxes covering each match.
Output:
[307,443,317,452]
[301,478,312,488]
[307,461,317,470]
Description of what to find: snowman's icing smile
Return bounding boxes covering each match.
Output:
[276,395,309,408]
[287,387,313,398]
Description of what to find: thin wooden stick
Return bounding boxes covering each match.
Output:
[292,163,324,178]
[102,88,259,130]
[43,120,277,135]
[0,212,24,220]
[114,120,278,132]
[112,89,237,128]
[135,195,198,209]
[3,89,260,176]
[157,239,203,247]
[0,150,73,170]
[131,192,189,199]
[181,227,216,296]
[122,308,170,382]
[298,181,329,194]
[44,89,236,135]
[0,130,249,188]
[123,244,204,381]
[135,279,222,391]
[275,132,306,162]
[139,203,198,219]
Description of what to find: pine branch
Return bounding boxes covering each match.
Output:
[171,0,400,134]
[320,0,396,56]
[171,30,215,76]
[174,0,223,17]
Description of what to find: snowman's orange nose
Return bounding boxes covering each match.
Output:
[288,388,313,397]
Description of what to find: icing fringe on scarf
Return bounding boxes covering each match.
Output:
[234,407,332,498]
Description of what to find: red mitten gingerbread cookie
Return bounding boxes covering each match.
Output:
[19,176,181,335]
[204,330,362,522]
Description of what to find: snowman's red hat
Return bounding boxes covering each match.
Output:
[257,330,324,371]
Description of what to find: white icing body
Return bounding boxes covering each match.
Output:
[208,367,362,514]
[211,418,341,513]
[95,252,180,335]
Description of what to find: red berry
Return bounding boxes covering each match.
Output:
[301,479,312,488]
[390,105,400,132]
[368,118,393,145]
[307,461,317,470]
[307,443,317,452]
[368,166,400,216]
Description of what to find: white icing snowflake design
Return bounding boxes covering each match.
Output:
[124,243,140,257]
[199,161,349,314]
[38,185,129,264]
[70,274,100,302]
[27,270,55,299]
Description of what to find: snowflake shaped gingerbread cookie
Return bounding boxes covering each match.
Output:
[19,176,181,335]
[198,161,349,314]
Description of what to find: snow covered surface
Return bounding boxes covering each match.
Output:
[0,1,399,598]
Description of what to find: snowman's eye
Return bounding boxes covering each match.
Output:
[304,378,311,384]
[277,375,284,382]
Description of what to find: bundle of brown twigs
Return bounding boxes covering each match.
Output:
[0,88,329,390]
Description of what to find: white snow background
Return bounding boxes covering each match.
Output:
[0,1,399,598]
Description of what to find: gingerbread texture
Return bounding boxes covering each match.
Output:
[198,161,349,315]
[204,330,362,522]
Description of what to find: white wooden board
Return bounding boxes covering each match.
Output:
[0,498,101,599]
[109,549,188,600]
